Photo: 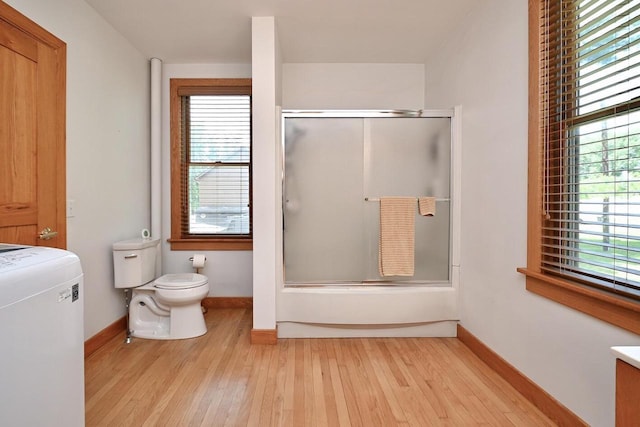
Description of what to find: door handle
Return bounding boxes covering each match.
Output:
[38,227,59,240]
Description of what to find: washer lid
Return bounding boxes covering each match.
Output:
[154,273,208,290]
[0,246,82,309]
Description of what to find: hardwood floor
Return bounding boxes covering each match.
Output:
[85,309,555,426]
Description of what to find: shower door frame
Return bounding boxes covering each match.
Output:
[280,108,461,288]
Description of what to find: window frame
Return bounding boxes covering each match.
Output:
[169,78,253,251]
[519,0,640,335]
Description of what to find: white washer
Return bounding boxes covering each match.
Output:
[0,244,84,427]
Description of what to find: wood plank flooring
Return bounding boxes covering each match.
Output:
[85,309,555,426]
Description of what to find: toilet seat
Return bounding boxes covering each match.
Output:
[154,273,208,290]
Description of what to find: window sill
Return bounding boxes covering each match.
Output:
[517,268,640,335]
[168,238,252,251]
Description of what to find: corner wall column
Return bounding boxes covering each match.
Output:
[251,17,279,341]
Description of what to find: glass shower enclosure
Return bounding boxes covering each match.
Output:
[282,110,453,285]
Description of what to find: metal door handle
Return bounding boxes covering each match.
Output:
[38,227,58,240]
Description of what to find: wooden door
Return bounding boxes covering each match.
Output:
[0,3,66,248]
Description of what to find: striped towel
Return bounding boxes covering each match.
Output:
[378,197,415,277]
[418,196,436,216]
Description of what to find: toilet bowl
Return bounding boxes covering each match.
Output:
[113,238,209,340]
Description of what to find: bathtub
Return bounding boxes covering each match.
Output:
[277,268,460,338]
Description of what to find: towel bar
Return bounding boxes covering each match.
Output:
[364,197,450,202]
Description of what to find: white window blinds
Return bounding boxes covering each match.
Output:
[181,94,251,236]
[540,0,640,298]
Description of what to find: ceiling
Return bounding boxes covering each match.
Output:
[84,0,480,64]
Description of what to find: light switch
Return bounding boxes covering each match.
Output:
[67,199,75,218]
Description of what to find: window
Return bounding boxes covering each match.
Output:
[520,0,640,334]
[169,78,252,250]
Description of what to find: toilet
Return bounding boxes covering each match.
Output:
[113,238,209,340]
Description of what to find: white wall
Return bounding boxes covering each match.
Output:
[160,63,253,297]
[283,63,424,109]
[425,1,640,425]
[7,0,151,340]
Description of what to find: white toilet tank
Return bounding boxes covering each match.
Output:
[113,238,160,288]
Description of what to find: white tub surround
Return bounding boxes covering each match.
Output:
[277,283,459,338]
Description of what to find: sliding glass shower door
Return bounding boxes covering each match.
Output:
[283,112,451,284]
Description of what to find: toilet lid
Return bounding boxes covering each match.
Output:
[154,273,208,290]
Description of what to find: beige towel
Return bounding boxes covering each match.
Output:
[418,196,436,216]
[378,197,415,277]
